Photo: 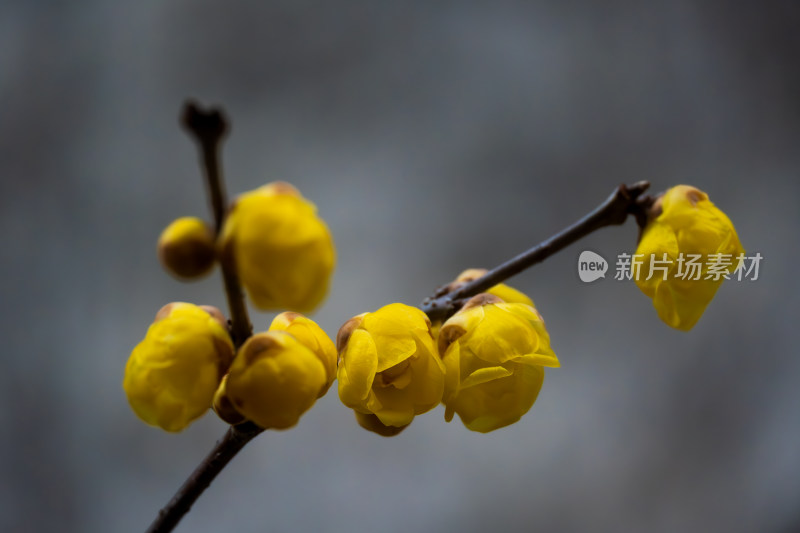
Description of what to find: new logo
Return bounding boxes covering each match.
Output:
[578,251,608,283]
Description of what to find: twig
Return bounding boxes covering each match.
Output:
[421,181,652,322]
[145,423,263,533]
[143,102,263,533]
[181,101,253,347]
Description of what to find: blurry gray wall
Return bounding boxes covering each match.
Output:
[1,1,798,532]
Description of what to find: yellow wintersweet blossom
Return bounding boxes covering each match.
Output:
[634,185,744,331]
[123,303,234,432]
[219,182,335,313]
[439,294,559,433]
[337,303,445,430]
[157,217,216,280]
[226,331,326,430]
[268,311,337,398]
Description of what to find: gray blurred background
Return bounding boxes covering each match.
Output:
[2,1,798,532]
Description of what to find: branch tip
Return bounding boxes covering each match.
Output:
[181,100,229,145]
[421,181,652,322]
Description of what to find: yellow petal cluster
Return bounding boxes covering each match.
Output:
[337,303,445,429]
[219,182,335,313]
[226,331,326,430]
[439,294,559,433]
[268,311,337,398]
[634,185,744,331]
[123,303,234,432]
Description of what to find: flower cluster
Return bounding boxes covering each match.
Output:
[127,178,744,438]
[337,272,559,435]
[124,182,336,432]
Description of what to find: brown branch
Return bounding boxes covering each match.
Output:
[142,103,263,533]
[145,422,263,533]
[421,181,652,322]
[181,101,252,347]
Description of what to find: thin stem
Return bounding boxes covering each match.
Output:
[421,181,652,322]
[145,423,263,533]
[143,103,262,533]
[181,101,253,347]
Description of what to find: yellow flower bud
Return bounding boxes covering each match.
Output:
[268,312,337,398]
[453,268,534,306]
[439,294,559,433]
[634,185,745,331]
[157,217,216,280]
[430,268,535,337]
[219,182,335,313]
[226,331,326,430]
[123,303,234,432]
[337,303,445,429]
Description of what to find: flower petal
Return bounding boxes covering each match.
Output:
[338,329,378,406]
